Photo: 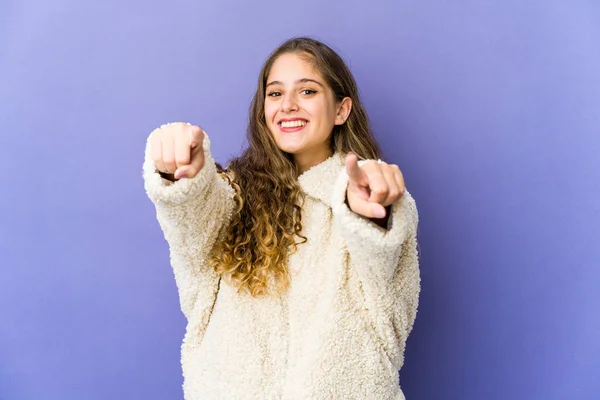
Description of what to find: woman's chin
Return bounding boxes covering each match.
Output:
[275,140,305,155]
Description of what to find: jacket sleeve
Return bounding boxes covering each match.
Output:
[331,167,420,365]
[143,128,236,321]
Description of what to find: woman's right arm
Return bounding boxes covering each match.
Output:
[143,123,236,321]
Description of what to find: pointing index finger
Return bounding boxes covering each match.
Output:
[345,152,366,184]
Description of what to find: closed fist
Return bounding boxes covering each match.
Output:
[150,123,205,180]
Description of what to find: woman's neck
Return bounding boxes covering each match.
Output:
[294,147,334,174]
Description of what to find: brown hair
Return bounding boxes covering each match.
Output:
[210,37,381,297]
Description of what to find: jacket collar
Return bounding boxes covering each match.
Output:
[297,152,345,207]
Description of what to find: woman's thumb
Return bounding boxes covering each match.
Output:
[174,166,189,180]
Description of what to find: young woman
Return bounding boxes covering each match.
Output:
[143,37,420,400]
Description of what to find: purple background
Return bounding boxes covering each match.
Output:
[2,1,599,399]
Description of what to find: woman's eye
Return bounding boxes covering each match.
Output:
[267,92,282,97]
[301,89,317,95]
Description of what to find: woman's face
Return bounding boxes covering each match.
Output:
[264,52,350,170]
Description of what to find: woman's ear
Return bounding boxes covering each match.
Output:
[335,97,353,125]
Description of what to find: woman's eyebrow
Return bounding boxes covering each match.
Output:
[266,78,325,88]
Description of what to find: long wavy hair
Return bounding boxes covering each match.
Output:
[210,37,382,297]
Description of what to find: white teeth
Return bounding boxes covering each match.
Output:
[280,120,307,128]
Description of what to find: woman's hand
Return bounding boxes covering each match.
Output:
[150,123,206,180]
[345,152,405,220]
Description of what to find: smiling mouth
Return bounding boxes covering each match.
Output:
[279,120,308,128]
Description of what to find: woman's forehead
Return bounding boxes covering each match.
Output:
[267,53,322,83]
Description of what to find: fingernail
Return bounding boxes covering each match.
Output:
[374,207,385,218]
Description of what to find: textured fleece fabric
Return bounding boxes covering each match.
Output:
[143,131,420,400]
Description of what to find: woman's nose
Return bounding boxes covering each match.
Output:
[280,93,299,112]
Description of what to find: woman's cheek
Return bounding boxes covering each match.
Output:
[264,102,278,123]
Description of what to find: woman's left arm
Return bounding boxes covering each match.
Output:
[332,167,419,285]
[335,152,418,279]
[331,155,421,362]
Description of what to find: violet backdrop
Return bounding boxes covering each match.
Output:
[1,0,599,399]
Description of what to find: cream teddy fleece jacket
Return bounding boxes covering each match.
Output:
[143,132,420,400]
